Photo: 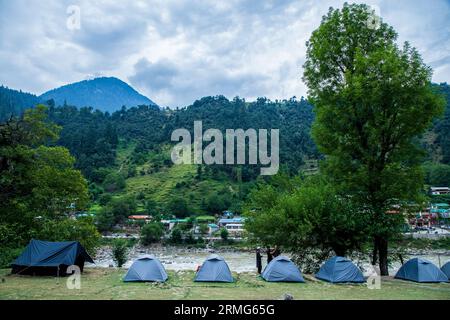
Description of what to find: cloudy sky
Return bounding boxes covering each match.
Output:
[0,0,449,107]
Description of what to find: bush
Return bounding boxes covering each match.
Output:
[112,239,129,267]
[103,172,126,192]
[165,197,190,218]
[170,227,183,244]
[0,247,23,268]
[423,162,450,186]
[199,224,209,235]
[95,208,115,232]
[140,222,164,245]
[220,228,229,242]
[98,193,112,206]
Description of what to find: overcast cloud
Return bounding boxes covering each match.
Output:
[0,0,449,107]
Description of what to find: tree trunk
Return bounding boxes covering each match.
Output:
[371,237,378,265]
[377,236,389,276]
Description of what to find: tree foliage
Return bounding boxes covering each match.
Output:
[302,3,445,274]
[245,174,369,271]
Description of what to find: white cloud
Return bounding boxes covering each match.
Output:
[0,0,449,107]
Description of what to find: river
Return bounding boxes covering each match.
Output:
[88,245,450,276]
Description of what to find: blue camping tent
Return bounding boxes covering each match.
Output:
[261,256,305,282]
[315,256,364,283]
[194,254,233,282]
[11,239,94,276]
[441,261,450,280]
[123,255,168,282]
[395,258,448,283]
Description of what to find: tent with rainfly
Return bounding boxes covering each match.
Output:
[442,261,450,280]
[194,254,233,282]
[123,255,168,282]
[11,239,94,276]
[315,256,365,283]
[261,256,305,282]
[395,258,448,283]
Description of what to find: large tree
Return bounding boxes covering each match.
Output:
[245,174,369,272]
[302,3,445,275]
[0,105,96,252]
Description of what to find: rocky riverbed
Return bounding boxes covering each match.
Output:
[88,245,450,276]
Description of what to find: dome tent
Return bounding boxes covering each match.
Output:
[123,255,168,282]
[395,258,448,283]
[194,254,233,282]
[315,256,364,283]
[11,239,94,276]
[261,256,305,282]
[442,261,450,279]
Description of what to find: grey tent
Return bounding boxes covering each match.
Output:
[261,256,305,282]
[315,256,364,283]
[123,255,168,282]
[11,239,94,276]
[442,261,450,280]
[395,258,448,283]
[194,254,233,282]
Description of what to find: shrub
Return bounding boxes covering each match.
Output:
[112,239,128,267]
[140,222,164,245]
[170,227,183,244]
[98,193,112,206]
[0,247,23,268]
[220,228,229,242]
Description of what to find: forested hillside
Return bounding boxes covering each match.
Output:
[0,86,42,122]
[45,95,318,215]
[1,82,449,215]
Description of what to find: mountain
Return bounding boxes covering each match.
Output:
[0,86,42,122]
[40,77,157,113]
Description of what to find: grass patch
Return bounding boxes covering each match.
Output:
[0,268,449,300]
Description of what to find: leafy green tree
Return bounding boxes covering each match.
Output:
[166,197,189,218]
[140,222,164,245]
[95,208,115,232]
[245,174,369,271]
[170,227,183,244]
[103,172,126,192]
[423,162,450,186]
[108,196,137,223]
[199,223,209,235]
[98,193,112,206]
[220,228,229,242]
[302,3,445,274]
[37,217,101,253]
[0,105,91,249]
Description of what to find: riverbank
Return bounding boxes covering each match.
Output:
[91,244,450,276]
[1,268,449,300]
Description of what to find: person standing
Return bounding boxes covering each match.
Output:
[272,245,280,258]
[266,246,273,264]
[256,247,262,274]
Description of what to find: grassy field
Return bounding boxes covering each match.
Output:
[1,268,449,300]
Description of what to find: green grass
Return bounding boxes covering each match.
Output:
[1,269,449,300]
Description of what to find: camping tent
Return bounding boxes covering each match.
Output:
[315,256,364,283]
[194,254,233,282]
[261,256,304,282]
[395,258,448,283]
[123,255,168,282]
[11,239,94,276]
[441,261,450,279]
